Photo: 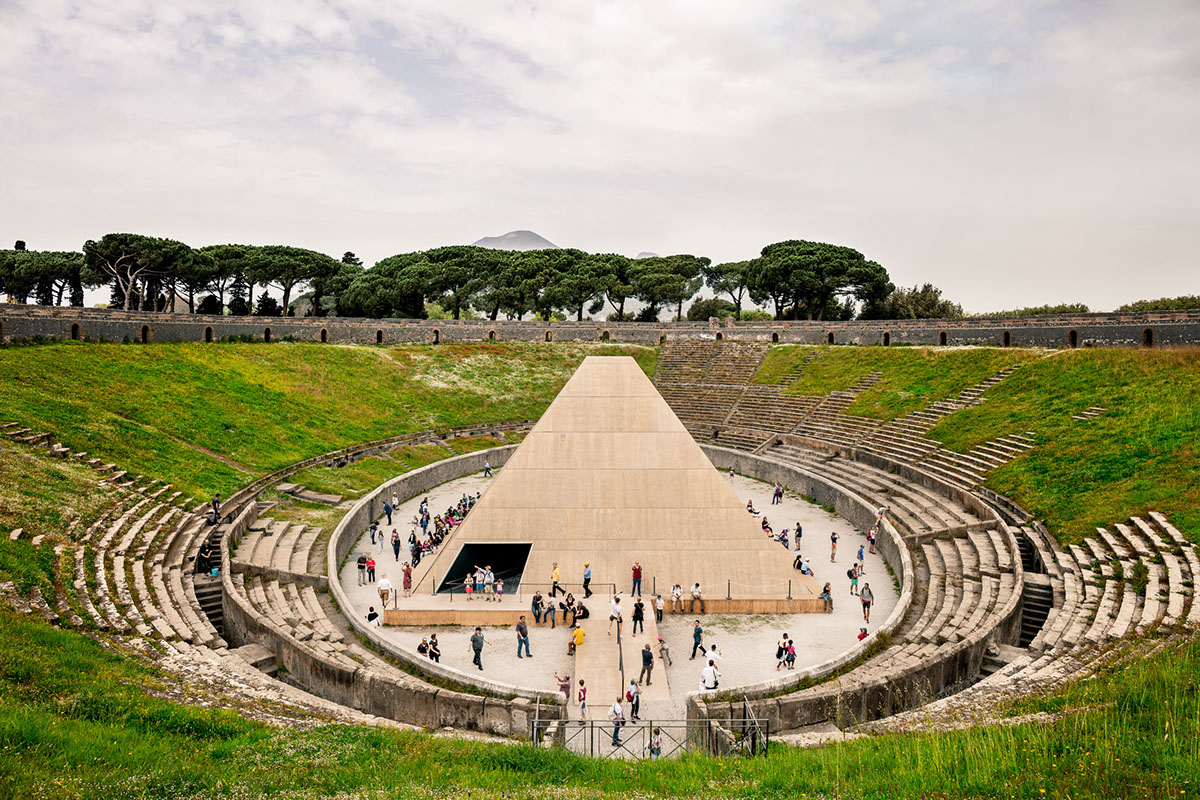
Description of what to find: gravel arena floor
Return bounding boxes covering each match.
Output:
[339,468,900,714]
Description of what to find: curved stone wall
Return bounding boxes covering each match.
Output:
[3,304,1199,347]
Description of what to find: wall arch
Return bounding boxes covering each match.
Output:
[600,330,610,341]
[432,329,440,345]
[375,329,384,345]
[487,330,497,341]
[1002,330,1011,348]
[0,319,5,344]
[939,330,948,346]
[1068,329,1078,348]
[659,333,667,346]
[70,323,81,341]
[204,326,214,344]
[826,332,835,345]
[544,330,553,342]
[1143,327,1154,348]
[882,331,891,346]
[140,325,151,344]
[263,327,272,343]
[320,328,328,343]
[771,332,779,343]
[715,331,723,341]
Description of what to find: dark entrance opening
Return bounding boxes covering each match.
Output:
[376,329,383,345]
[826,332,835,345]
[715,331,723,341]
[204,326,213,343]
[1002,330,1011,347]
[140,325,150,344]
[659,333,667,345]
[1068,329,1078,348]
[432,329,440,344]
[1143,327,1154,348]
[882,331,891,346]
[771,332,779,343]
[436,543,533,594]
[545,330,553,342]
[263,327,272,343]
[939,330,948,346]
[600,330,610,341]
[488,330,496,341]
[320,328,328,343]
[70,323,81,341]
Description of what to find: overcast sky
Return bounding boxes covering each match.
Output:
[2,1,1197,313]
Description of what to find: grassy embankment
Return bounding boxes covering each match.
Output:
[749,345,1199,544]
[0,606,1196,799]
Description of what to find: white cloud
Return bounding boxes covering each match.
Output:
[0,0,1197,311]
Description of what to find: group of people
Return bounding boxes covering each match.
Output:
[463,565,505,601]
[530,589,589,628]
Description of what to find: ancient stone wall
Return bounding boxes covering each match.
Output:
[3,304,1199,347]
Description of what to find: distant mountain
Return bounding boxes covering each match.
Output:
[472,230,559,251]
[636,252,659,259]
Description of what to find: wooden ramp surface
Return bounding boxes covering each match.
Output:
[569,593,670,721]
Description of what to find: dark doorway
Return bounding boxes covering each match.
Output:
[140,325,150,344]
[1068,330,1078,348]
[70,323,81,341]
[1143,327,1154,348]
[545,330,553,342]
[436,543,533,594]
[715,331,723,341]
[882,332,891,346]
[488,330,496,341]
[320,328,328,343]
[204,326,213,343]
[826,332,835,345]
[771,332,779,343]
[376,329,383,345]
[659,333,667,345]
[600,330,610,341]
[1002,330,1011,347]
[263,327,272,343]
[432,329,440,344]
[939,330,948,346]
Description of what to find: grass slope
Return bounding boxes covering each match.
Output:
[1,608,1197,799]
[0,342,656,503]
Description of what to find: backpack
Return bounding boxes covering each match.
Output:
[847,568,856,579]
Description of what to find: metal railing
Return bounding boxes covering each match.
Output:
[530,715,769,759]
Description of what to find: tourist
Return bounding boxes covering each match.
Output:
[670,584,684,614]
[830,531,840,562]
[861,583,874,623]
[776,633,789,671]
[550,562,562,597]
[819,582,833,612]
[516,615,531,659]
[428,634,441,663]
[857,545,865,571]
[545,597,557,629]
[631,561,643,596]
[474,567,485,598]
[401,563,412,598]
[648,727,663,760]
[699,659,721,691]
[468,627,488,670]
[786,639,796,669]
[484,460,492,478]
[417,638,429,656]
[690,583,705,614]
[369,521,378,546]
[858,627,869,641]
[463,575,473,600]
[569,625,585,655]
[574,601,590,623]
[376,529,386,555]
[562,592,577,626]
[658,635,673,666]
[196,539,213,576]
[365,606,380,627]
[654,594,664,623]
[392,529,401,562]
[577,679,588,719]
[772,483,782,504]
[639,643,654,686]
[494,578,504,601]
[795,523,802,546]
[691,620,706,660]
[610,696,625,745]
[531,590,545,623]
[632,597,645,635]
[356,553,367,585]
[848,564,860,596]
[366,555,376,583]
[876,505,890,525]
[707,642,723,662]
[868,525,877,554]
[762,516,771,533]
[583,561,592,598]
[383,501,393,525]
[390,490,399,511]
[746,499,759,516]
[793,552,804,571]
[210,493,221,524]
[800,557,813,576]
[378,573,393,607]
[627,680,641,721]
[554,672,570,703]
[608,595,622,635]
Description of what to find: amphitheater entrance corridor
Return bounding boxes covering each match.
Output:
[435,543,533,594]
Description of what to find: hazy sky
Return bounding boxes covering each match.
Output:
[2,1,1197,313]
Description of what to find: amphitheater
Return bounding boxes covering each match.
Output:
[1,306,1198,762]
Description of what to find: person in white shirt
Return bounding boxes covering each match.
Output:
[654,594,665,623]
[377,574,393,607]
[699,659,721,691]
[627,679,641,721]
[690,583,705,614]
[609,696,624,745]
[706,642,723,661]
[670,584,683,614]
[608,595,622,635]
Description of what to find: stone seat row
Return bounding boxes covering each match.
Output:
[234,518,324,576]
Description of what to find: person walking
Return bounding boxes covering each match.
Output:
[627,680,641,721]
[468,627,487,670]
[856,545,865,571]
[830,531,840,562]
[356,553,367,585]
[776,632,789,671]
[654,594,664,623]
[861,583,874,623]
[210,493,221,523]
[577,679,588,719]
[690,583,705,614]
[366,556,376,583]
[582,562,592,598]
[402,562,412,597]
[639,643,654,686]
[378,573,393,607]
[392,529,401,562]
[609,696,625,746]
[848,564,860,596]
[868,525,877,554]
[550,563,562,597]
[690,620,706,660]
[631,561,642,596]
[428,633,441,663]
[607,595,622,635]
[483,460,492,478]
[383,501,393,525]
[631,597,645,635]
[657,635,673,666]
[516,616,532,659]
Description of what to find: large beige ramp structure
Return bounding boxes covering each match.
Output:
[428,356,819,611]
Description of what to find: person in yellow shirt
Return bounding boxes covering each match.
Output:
[550,562,563,597]
[568,625,585,655]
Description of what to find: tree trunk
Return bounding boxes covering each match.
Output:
[282,285,292,316]
[577,305,584,321]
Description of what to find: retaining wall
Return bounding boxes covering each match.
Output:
[4,304,1200,347]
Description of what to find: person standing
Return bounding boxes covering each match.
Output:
[868,525,877,554]
[654,594,664,623]
[607,595,622,635]
[468,627,487,670]
[483,565,495,602]
[210,493,221,523]
[378,573,393,607]
[402,562,412,597]
[582,562,592,598]
[545,597,557,629]
[531,590,545,624]
[609,696,624,746]
[627,680,641,721]
[516,616,531,659]
[848,564,860,596]
[776,632,790,671]
[428,633,441,663]
[383,501,393,525]
[631,597,645,635]
[648,728,662,760]
[690,620,706,660]
[366,556,376,583]
[830,531,840,562]
[856,545,865,571]
[631,561,642,596]
[554,672,570,703]
[392,529,401,562]
[861,583,874,623]
[577,679,588,719]
[356,553,367,585]
[639,643,654,686]
[550,563,562,597]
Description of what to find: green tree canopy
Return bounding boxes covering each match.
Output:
[748,240,893,320]
[83,234,199,311]
[703,260,753,319]
[860,283,964,320]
